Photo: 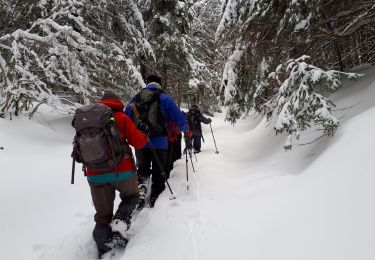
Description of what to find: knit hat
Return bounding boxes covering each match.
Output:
[101,91,119,100]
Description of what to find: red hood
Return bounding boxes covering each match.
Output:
[99,98,124,111]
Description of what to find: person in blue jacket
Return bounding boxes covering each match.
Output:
[125,75,188,208]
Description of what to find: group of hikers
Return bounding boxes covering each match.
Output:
[71,75,212,257]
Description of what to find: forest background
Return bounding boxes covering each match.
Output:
[0,0,374,148]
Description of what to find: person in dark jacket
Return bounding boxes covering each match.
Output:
[87,91,148,257]
[186,104,212,153]
[124,75,189,208]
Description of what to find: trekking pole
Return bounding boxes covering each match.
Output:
[187,149,196,172]
[185,143,189,190]
[147,137,176,200]
[209,123,219,154]
[71,158,75,184]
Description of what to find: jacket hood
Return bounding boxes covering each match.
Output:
[144,82,162,90]
[99,98,124,111]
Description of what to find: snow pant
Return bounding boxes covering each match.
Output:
[192,135,202,152]
[135,148,167,206]
[89,175,139,224]
[166,141,174,179]
[173,134,182,161]
[89,175,139,254]
[166,135,182,178]
[185,137,192,151]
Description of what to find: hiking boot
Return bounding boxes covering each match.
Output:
[93,223,115,258]
[149,188,164,208]
[193,149,200,154]
[149,195,157,208]
[137,199,145,210]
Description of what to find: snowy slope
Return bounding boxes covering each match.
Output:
[0,66,375,260]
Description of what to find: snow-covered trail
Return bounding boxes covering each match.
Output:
[1,65,375,260]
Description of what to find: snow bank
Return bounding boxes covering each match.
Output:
[1,66,375,260]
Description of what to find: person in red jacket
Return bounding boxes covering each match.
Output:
[87,91,147,257]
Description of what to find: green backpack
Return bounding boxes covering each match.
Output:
[134,89,167,136]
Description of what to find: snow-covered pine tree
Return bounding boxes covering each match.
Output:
[0,0,152,117]
[216,0,374,147]
[141,0,219,110]
[268,56,361,150]
[216,0,317,123]
[141,0,195,104]
[186,0,222,112]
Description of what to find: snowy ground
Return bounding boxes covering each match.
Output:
[1,65,375,260]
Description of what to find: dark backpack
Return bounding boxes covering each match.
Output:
[187,109,201,131]
[71,103,129,172]
[134,89,167,136]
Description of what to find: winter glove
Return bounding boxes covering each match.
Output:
[137,121,150,135]
[184,130,192,139]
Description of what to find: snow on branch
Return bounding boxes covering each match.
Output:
[0,0,150,117]
[269,55,362,150]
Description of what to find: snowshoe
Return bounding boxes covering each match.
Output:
[137,184,148,210]
[98,242,115,259]
[113,231,128,247]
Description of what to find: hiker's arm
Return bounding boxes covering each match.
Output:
[200,113,212,124]
[124,103,134,118]
[163,96,188,132]
[123,114,147,149]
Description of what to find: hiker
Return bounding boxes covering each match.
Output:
[124,75,188,208]
[73,91,148,257]
[186,104,212,153]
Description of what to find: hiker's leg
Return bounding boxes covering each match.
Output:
[150,149,167,207]
[135,148,152,184]
[193,135,201,152]
[113,175,139,223]
[93,223,113,256]
[135,149,152,208]
[89,182,115,224]
[89,183,115,254]
[165,142,174,179]
[173,134,182,161]
[112,175,139,246]
[187,137,193,149]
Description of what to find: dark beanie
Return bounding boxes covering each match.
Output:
[146,75,162,85]
[101,91,119,100]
